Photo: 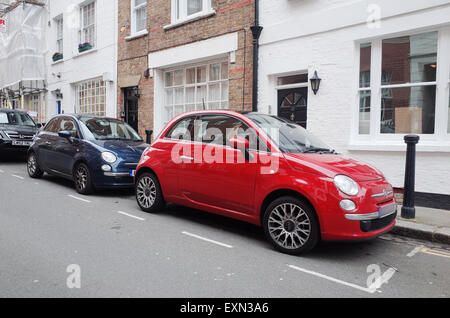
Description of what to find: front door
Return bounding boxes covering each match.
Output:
[278,87,308,128]
[124,87,139,132]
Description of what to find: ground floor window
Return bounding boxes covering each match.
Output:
[76,78,106,116]
[164,61,228,121]
[357,28,450,140]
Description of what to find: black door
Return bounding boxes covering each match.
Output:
[278,87,308,128]
[124,87,139,132]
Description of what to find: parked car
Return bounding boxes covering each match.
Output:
[27,115,148,194]
[134,110,397,255]
[0,108,39,154]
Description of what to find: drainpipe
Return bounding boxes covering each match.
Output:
[250,0,263,113]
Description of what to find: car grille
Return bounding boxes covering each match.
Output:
[360,211,397,233]
[123,163,139,169]
[5,132,35,140]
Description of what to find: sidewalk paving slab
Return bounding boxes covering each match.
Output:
[392,206,450,245]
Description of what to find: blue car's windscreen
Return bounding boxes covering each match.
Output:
[79,117,142,141]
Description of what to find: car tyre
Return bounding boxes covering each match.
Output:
[263,196,319,255]
[27,152,44,179]
[135,172,164,213]
[74,163,94,195]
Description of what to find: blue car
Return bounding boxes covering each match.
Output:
[27,114,148,194]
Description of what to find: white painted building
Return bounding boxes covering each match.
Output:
[258,0,450,197]
[46,0,118,120]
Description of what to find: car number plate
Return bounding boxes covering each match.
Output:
[12,140,32,146]
[378,202,397,219]
[129,170,136,177]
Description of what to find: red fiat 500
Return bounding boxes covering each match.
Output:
[134,111,397,254]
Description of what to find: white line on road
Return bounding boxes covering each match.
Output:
[407,245,424,258]
[182,231,234,249]
[67,195,91,203]
[0,169,4,173]
[288,265,377,294]
[12,174,24,180]
[117,211,145,221]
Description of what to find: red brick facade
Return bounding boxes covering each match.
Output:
[117,0,255,138]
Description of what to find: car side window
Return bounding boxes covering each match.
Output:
[165,117,194,141]
[58,117,79,138]
[44,118,59,133]
[196,115,267,151]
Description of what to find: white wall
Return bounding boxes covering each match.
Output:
[46,0,118,120]
[259,0,450,195]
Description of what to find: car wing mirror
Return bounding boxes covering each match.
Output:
[58,131,72,139]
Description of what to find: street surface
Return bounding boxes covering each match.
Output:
[0,157,449,298]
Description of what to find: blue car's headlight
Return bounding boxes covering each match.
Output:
[101,151,117,164]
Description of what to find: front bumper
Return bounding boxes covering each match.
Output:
[345,202,397,221]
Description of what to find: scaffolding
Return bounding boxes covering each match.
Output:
[0,0,48,123]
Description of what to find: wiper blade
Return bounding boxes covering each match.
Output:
[303,148,335,154]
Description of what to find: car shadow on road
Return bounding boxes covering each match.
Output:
[0,152,27,164]
[161,203,385,261]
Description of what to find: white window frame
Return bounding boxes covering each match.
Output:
[78,1,96,48]
[55,16,63,54]
[352,26,450,148]
[163,59,229,122]
[76,78,106,117]
[130,0,147,36]
[170,0,213,25]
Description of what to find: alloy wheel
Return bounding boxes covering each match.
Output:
[28,155,37,175]
[136,176,157,209]
[75,166,88,191]
[267,203,311,250]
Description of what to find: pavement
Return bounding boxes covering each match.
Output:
[0,156,449,298]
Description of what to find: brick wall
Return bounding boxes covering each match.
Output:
[117,0,255,138]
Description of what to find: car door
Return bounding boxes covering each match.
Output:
[36,117,60,170]
[51,117,80,176]
[179,114,259,215]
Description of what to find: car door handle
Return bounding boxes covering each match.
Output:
[180,155,194,161]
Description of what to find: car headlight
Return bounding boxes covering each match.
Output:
[334,175,359,196]
[101,152,117,164]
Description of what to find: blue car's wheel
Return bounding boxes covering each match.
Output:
[27,152,44,179]
[74,163,94,195]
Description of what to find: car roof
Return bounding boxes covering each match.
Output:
[47,114,121,121]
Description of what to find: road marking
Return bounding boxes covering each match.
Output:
[67,195,91,203]
[12,174,24,180]
[117,211,145,221]
[420,248,450,259]
[288,265,377,294]
[182,231,234,249]
[407,245,424,258]
[0,169,4,173]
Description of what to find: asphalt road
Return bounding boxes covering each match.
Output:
[0,155,449,298]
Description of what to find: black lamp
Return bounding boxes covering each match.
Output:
[310,71,322,95]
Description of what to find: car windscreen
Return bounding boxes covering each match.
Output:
[79,117,142,141]
[0,112,36,127]
[245,114,332,154]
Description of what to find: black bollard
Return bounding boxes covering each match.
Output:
[401,135,420,219]
[145,130,153,144]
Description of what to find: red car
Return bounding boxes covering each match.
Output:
[134,111,397,254]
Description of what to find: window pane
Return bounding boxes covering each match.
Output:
[360,43,371,88]
[381,86,436,134]
[359,90,371,134]
[209,83,220,101]
[221,62,228,80]
[196,85,207,104]
[135,6,146,32]
[187,0,203,16]
[165,72,173,87]
[165,89,173,106]
[277,74,308,86]
[210,63,220,81]
[186,87,195,103]
[186,68,196,84]
[197,66,206,83]
[135,0,146,6]
[221,82,228,101]
[382,32,438,85]
[174,70,184,86]
[175,87,184,105]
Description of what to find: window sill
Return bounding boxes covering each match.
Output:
[347,142,450,153]
[125,30,148,41]
[73,48,97,58]
[164,10,216,31]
